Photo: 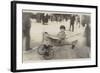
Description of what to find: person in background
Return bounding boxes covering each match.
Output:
[76,15,80,28]
[22,12,34,51]
[81,15,91,47]
[42,14,49,25]
[69,15,76,32]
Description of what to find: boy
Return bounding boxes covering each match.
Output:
[58,25,78,49]
[57,25,66,45]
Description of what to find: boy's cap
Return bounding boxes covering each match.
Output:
[60,25,66,29]
[44,32,48,34]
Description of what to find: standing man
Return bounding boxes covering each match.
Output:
[42,13,49,25]
[45,14,49,24]
[76,15,80,28]
[81,15,91,47]
[22,12,34,51]
[69,15,75,32]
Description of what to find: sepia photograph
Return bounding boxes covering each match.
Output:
[22,10,91,62]
[11,1,97,72]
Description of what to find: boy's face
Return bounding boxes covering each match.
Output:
[60,28,65,32]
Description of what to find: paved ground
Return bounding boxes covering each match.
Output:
[23,45,90,63]
[23,19,90,63]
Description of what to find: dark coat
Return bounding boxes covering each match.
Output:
[70,15,75,25]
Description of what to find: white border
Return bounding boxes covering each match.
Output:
[16,3,96,70]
